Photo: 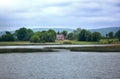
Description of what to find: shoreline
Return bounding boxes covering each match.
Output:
[0,44,120,53]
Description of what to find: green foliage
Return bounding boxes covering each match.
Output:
[5,31,11,34]
[25,29,34,41]
[30,29,56,43]
[15,27,27,41]
[78,29,92,41]
[47,29,56,41]
[15,27,33,41]
[1,27,119,43]
[92,32,101,41]
[68,33,74,40]
[57,31,60,34]
[30,35,40,43]
[0,31,15,41]
[73,28,81,40]
[61,30,67,39]
[40,29,56,42]
[100,39,119,44]
[115,29,120,41]
[108,32,114,39]
[78,29,101,42]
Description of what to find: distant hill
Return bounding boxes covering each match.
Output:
[32,27,120,35]
[0,28,74,36]
[89,27,120,36]
[0,31,14,36]
[0,31,5,36]
[32,28,74,33]
[0,27,120,36]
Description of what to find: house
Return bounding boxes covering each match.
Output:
[56,34,65,40]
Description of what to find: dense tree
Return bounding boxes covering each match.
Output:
[67,33,74,40]
[77,29,101,42]
[30,29,56,43]
[15,27,33,41]
[30,35,40,43]
[39,31,48,43]
[6,31,11,34]
[15,27,27,41]
[0,31,15,41]
[61,30,68,39]
[47,29,56,42]
[92,32,101,41]
[115,29,120,41]
[108,32,114,39]
[73,28,81,40]
[48,29,56,37]
[40,29,56,42]
[25,29,34,40]
[57,31,60,34]
[78,29,92,41]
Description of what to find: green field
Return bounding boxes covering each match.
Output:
[99,39,119,44]
[0,40,100,45]
[0,39,119,45]
[56,40,100,44]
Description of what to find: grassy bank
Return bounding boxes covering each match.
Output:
[0,38,120,46]
[70,45,120,52]
[46,45,120,52]
[0,41,61,46]
[0,48,56,53]
[0,45,120,53]
[0,41,100,46]
[56,40,100,44]
[100,39,119,44]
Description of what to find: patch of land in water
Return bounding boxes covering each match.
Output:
[0,44,120,53]
[70,45,120,52]
[0,48,56,53]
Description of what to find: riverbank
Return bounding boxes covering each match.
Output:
[70,45,120,52]
[0,39,119,46]
[0,41,100,46]
[0,48,56,53]
[46,44,120,52]
[0,44,120,53]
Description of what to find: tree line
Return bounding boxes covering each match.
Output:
[0,27,120,43]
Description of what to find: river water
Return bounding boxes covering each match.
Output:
[0,45,107,49]
[0,51,120,79]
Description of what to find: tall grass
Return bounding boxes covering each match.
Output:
[0,48,56,53]
[100,39,119,44]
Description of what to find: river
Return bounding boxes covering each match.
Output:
[0,51,120,79]
[0,44,107,49]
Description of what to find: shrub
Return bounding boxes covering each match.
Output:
[30,35,40,43]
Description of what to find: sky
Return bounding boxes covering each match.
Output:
[0,0,120,31]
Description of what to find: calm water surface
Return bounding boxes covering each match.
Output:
[0,45,107,49]
[0,51,120,79]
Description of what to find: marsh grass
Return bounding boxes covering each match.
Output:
[46,45,120,52]
[56,40,99,44]
[70,46,120,52]
[100,39,119,44]
[0,48,56,53]
[0,45,120,53]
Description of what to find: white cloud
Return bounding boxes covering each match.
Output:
[0,0,120,30]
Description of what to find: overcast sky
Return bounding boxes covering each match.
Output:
[0,0,120,31]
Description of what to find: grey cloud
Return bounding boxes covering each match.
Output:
[0,0,120,31]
